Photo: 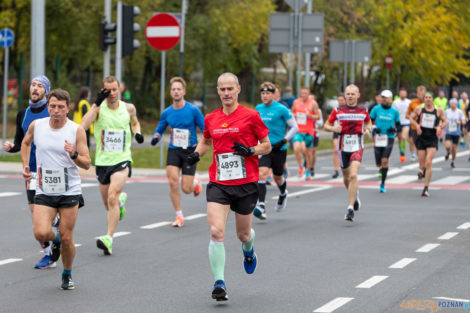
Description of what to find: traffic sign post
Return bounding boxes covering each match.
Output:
[145,13,181,168]
[1,28,14,156]
[385,54,393,89]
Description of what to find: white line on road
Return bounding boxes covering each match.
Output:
[389,258,417,269]
[313,297,354,313]
[82,183,99,188]
[386,175,417,184]
[272,186,331,199]
[75,244,82,247]
[141,221,172,229]
[416,243,440,253]
[0,192,22,197]
[433,296,470,302]
[433,176,469,185]
[95,231,131,239]
[438,232,458,240]
[356,275,388,288]
[184,213,206,220]
[457,222,470,230]
[0,258,22,266]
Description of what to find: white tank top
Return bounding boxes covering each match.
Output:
[34,117,82,195]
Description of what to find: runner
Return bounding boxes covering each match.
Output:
[406,86,426,161]
[186,72,270,301]
[81,76,144,255]
[20,88,90,289]
[323,84,371,221]
[370,90,400,193]
[151,77,204,227]
[253,82,298,220]
[409,91,447,197]
[392,88,411,163]
[3,75,60,269]
[444,98,466,168]
[331,94,346,178]
[292,87,320,180]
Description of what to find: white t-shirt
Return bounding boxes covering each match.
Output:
[444,108,465,135]
[392,98,411,125]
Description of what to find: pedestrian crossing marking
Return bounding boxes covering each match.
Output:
[432,176,469,185]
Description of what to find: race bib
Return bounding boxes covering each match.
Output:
[448,121,458,132]
[39,167,68,194]
[374,134,388,147]
[101,130,126,152]
[26,172,37,191]
[216,153,246,181]
[172,128,190,148]
[296,113,307,125]
[421,113,436,129]
[343,134,360,152]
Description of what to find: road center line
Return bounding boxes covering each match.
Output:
[313,297,354,313]
[389,258,417,269]
[141,221,172,229]
[95,231,131,239]
[433,296,470,302]
[0,192,22,197]
[438,232,458,240]
[416,243,440,253]
[457,222,470,230]
[272,186,331,199]
[184,213,207,220]
[356,275,388,288]
[0,258,22,266]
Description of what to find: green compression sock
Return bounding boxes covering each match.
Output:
[242,228,255,252]
[208,241,225,281]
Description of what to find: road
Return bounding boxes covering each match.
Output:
[0,142,469,313]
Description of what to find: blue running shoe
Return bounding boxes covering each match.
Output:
[212,280,228,301]
[243,247,257,274]
[253,204,266,220]
[379,184,386,193]
[34,254,56,269]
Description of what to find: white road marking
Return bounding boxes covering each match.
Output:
[457,222,470,230]
[357,174,377,181]
[452,168,470,172]
[438,232,458,240]
[184,213,206,220]
[416,243,440,253]
[82,183,99,188]
[75,244,82,247]
[140,221,172,229]
[95,231,131,239]
[313,297,354,313]
[355,275,388,288]
[433,296,470,302]
[0,258,22,266]
[432,176,469,185]
[389,258,417,269]
[386,175,417,184]
[272,186,331,199]
[0,192,22,197]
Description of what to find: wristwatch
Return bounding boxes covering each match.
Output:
[71,151,78,160]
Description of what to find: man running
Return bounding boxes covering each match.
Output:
[151,77,204,227]
[81,76,144,255]
[253,82,298,220]
[406,86,426,161]
[410,92,447,197]
[444,98,466,168]
[3,75,60,269]
[21,89,90,290]
[331,94,346,178]
[324,84,371,221]
[392,88,411,163]
[370,90,400,193]
[292,87,320,180]
[186,73,270,301]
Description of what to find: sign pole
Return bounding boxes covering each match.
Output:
[343,40,348,91]
[350,40,355,84]
[296,13,303,96]
[116,1,122,95]
[159,51,166,168]
[103,0,111,78]
[288,13,294,88]
[304,0,312,88]
[2,46,8,156]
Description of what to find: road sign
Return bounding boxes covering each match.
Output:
[145,13,180,51]
[0,28,14,48]
[329,40,371,63]
[285,0,307,10]
[301,13,324,53]
[385,54,393,69]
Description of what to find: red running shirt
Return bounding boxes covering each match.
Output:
[203,104,269,185]
[327,105,370,150]
[292,98,315,135]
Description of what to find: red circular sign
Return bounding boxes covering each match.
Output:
[385,54,393,69]
[145,13,181,51]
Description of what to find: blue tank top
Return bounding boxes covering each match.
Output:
[22,106,50,172]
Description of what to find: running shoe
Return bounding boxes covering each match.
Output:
[450,161,455,169]
[421,188,429,197]
[242,247,257,274]
[212,280,228,301]
[118,192,127,221]
[379,183,386,193]
[410,153,417,161]
[96,236,112,255]
[253,204,266,220]
[266,175,273,185]
[172,215,184,227]
[417,169,425,179]
[275,191,288,212]
[193,174,202,197]
[53,215,60,228]
[61,274,75,290]
[353,195,361,211]
[50,240,61,263]
[332,171,339,179]
[400,155,406,163]
[297,166,304,178]
[34,254,56,269]
[344,208,354,222]
[445,152,450,161]
[283,168,289,179]
[305,170,311,181]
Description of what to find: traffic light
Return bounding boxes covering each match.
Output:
[122,5,141,56]
[99,20,116,51]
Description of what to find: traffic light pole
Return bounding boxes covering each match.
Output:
[103,0,111,78]
[116,1,123,89]
[2,46,8,157]
[304,0,312,88]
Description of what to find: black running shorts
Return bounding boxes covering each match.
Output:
[96,161,132,185]
[166,147,197,176]
[35,194,84,209]
[206,182,258,215]
[374,138,395,165]
[259,150,287,176]
[332,132,340,139]
[313,137,319,147]
[338,148,363,169]
[445,134,459,145]
[415,136,438,150]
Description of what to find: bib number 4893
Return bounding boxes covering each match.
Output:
[217,153,246,181]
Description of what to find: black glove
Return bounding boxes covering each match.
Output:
[186,151,200,165]
[387,127,396,134]
[372,127,381,136]
[95,89,111,106]
[272,138,287,150]
[151,136,160,146]
[135,132,144,144]
[231,142,255,156]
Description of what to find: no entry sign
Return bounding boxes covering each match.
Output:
[145,13,180,51]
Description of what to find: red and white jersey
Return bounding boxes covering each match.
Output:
[327,105,370,151]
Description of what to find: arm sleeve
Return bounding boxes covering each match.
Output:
[154,110,169,137]
[9,110,26,153]
[285,118,298,141]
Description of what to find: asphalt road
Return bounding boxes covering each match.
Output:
[0,141,469,313]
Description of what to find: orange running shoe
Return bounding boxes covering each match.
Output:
[193,174,202,197]
[400,155,406,163]
[172,215,184,227]
[297,166,304,178]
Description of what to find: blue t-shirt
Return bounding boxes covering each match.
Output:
[154,102,205,149]
[369,105,400,138]
[255,101,293,150]
[22,106,50,172]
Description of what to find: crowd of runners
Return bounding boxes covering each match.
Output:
[3,73,468,299]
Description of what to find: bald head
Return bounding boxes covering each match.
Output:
[217,72,239,87]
